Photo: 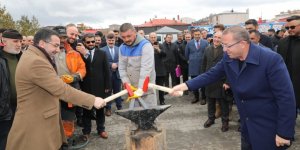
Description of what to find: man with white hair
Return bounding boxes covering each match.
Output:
[0,29,22,150]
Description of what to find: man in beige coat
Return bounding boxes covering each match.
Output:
[6,28,106,150]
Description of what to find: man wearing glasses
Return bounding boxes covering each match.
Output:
[170,26,296,150]
[6,28,107,150]
[278,15,300,117]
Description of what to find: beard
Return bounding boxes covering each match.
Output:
[87,46,95,50]
[67,38,75,44]
[4,48,21,54]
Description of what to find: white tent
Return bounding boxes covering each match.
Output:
[154,26,182,43]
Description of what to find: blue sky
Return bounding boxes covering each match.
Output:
[2,0,299,28]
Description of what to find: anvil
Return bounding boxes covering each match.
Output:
[104,77,181,131]
[115,105,171,130]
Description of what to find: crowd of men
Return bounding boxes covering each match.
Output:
[0,15,299,149]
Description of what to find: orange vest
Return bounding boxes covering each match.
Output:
[64,42,86,79]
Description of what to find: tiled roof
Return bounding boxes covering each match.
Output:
[83,29,97,34]
[136,19,188,27]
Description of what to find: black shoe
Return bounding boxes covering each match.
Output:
[160,101,166,105]
[200,99,206,105]
[204,119,215,128]
[221,122,229,132]
[191,99,199,104]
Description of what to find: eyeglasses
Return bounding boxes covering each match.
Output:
[46,42,60,48]
[85,41,95,44]
[222,40,241,48]
[285,24,300,30]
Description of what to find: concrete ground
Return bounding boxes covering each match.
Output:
[78,93,300,150]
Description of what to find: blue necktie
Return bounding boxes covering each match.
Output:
[110,48,114,60]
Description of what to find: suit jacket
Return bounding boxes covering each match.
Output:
[202,45,224,98]
[185,39,209,76]
[80,48,111,97]
[154,44,167,77]
[186,43,296,149]
[102,45,120,79]
[259,33,273,50]
[6,45,95,150]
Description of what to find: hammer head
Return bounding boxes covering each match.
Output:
[124,83,134,97]
[142,76,150,92]
[115,105,171,130]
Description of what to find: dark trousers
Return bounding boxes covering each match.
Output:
[241,135,252,150]
[165,71,180,88]
[156,76,165,103]
[207,98,229,122]
[201,88,206,99]
[181,67,189,83]
[190,76,199,100]
[191,76,206,100]
[82,108,105,135]
[106,72,123,110]
[0,120,12,150]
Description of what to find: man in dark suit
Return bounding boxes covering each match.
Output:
[245,19,274,50]
[185,29,209,105]
[77,33,111,139]
[102,33,123,116]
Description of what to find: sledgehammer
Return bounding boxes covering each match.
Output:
[142,76,183,96]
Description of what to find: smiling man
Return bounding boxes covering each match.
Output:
[6,28,106,150]
[118,23,157,107]
[170,26,296,150]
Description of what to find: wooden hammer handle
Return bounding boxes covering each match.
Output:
[104,90,128,103]
[148,83,183,96]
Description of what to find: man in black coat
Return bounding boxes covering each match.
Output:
[0,29,22,149]
[149,32,167,105]
[245,19,274,50]
[175,33,189,94]
[277,15,300,115]
[201,31,229,132]
[161,34,180,88]
[77,33,111,139]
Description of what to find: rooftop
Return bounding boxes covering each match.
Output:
[136,18,189,27]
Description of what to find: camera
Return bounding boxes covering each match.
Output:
[153,41,158,45]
